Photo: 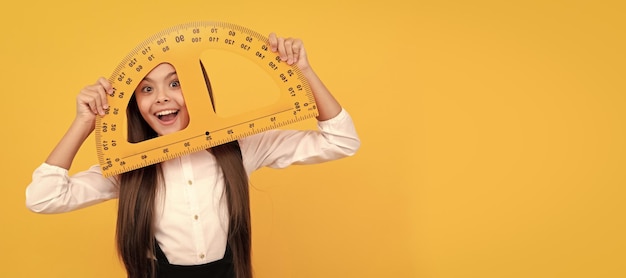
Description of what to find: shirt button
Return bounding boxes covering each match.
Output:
[187,180,193,185]
[199,253,205,259]
[194,215,199,220]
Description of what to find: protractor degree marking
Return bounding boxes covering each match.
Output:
[120,133,209,160]
[210,107,296,133]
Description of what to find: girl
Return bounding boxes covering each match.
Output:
[26,32,360,278]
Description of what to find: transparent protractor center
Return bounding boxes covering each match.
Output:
[199,49,280,118]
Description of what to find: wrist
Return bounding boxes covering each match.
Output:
[71,118,96,136]
[299,66,316,79]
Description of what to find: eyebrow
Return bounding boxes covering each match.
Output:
[142,71,178,83]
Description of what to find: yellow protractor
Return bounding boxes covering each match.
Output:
[95,21,318,177]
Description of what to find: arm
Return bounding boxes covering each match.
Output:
[240,109,360,172]
[47,78,112,169]
[268,33,341,121]
[26,78,118,213]
[240,33,359,172]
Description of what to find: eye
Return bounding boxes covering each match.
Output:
[141,86,153,93]
[170,80,181,88]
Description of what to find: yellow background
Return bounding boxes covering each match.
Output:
[1,0,625,277]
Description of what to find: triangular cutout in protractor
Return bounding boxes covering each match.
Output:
[95,21,318,177]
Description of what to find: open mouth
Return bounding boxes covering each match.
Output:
[155,109,179,122]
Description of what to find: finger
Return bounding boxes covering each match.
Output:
[268,32,278,52]
[277,37,287,62]
[82,83,107,116]
[88,95,102,116]
[96,78,111,110]
[78,90,99,115]
[96,86,109,116]
[284,38,294,65]
[291,39,303,65]
[84,83,107,116]
[97,77,114,96]
[86,88,106,116]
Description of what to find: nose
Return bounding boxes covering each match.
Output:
[155,88,169,103]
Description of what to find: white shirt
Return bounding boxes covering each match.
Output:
[26,108,360,265]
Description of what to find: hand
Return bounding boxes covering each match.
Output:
[75,77,113,126]
[268,33,311,71]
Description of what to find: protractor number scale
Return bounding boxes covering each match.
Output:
[95,21,318,177]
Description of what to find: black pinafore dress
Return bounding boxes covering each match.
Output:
[155,243,235,278]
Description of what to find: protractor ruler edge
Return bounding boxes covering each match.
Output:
[95,21,318,177]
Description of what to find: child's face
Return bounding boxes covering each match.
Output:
[134,63,190,136]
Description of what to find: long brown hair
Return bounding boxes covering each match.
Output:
[116,94,252,278]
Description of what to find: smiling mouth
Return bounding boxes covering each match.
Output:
[155,109,179,121]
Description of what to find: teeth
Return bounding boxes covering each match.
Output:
[156,110,177,116]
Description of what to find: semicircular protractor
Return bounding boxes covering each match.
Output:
[95,21,318,177]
